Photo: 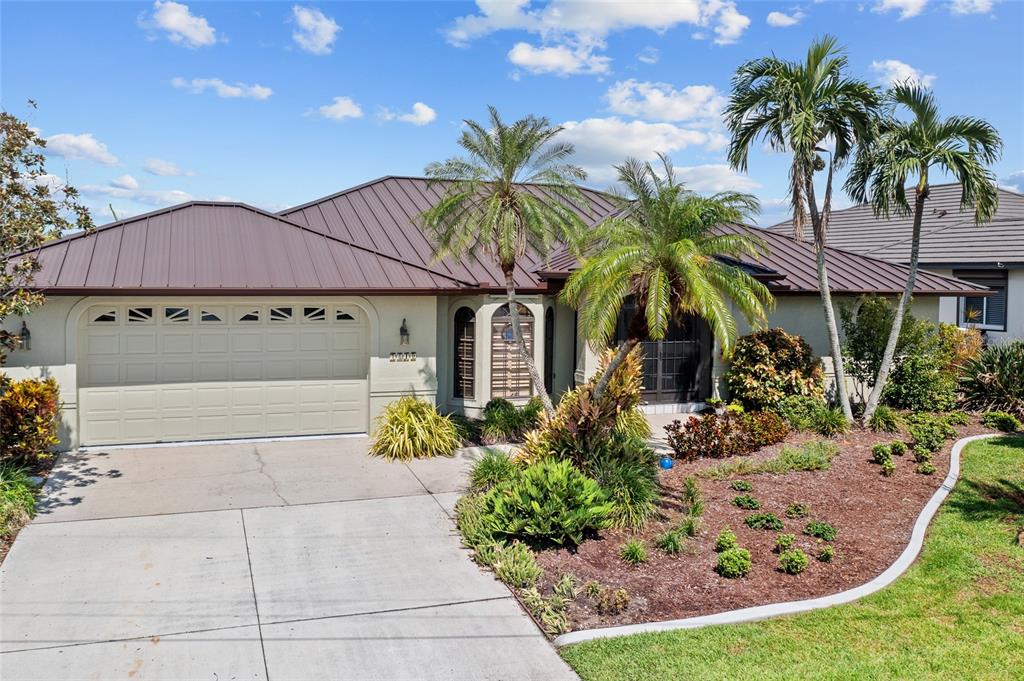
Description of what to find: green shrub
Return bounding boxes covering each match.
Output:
[906,412,955,452]
[519,586,569,636]
[469,449,520,492]
[0,464,36,537]
[883,355,957,412]
[868,405,903,433]
[811,406,849,437]
[481,459,612,547]
[589,447,659,530]
[678,515,702,537]
[715,527,738,552]
[959,340,1024,419]
[775,395,828,432]
[715,547,753,578]
[724,328,824,411]
[745,512,784,531]
[370,396,460,462]
[881,458,896,477]
[742,411,790,449]
[480,397,542,443]
[0,376,60,466]
[733,494,760,510]
[980,411,1022,432]
[944,411,971,426]
[730,480,753,492]
[619,539,648,565]
[871,443,892,464]
[774,533,796,553]
[656,529,685,555]
[916,461,937,475]
[454,492,493,552]
[804,520,837,542]
[786,502,810,519]
[492,542,543,588]
[778,548,810,575]
[818,545,835,562]
[912,446,932,464]
[890,441,908,456]
[596,587,631,615]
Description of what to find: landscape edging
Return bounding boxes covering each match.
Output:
[554,433,999,647]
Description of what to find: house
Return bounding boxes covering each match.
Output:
[2,176,987,449]
[770,183,1024,343]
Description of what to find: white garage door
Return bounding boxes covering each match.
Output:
[78,302,369,446]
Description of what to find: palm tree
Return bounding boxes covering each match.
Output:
[725,35,880,422]
[419,107,589,414]
[562,154,773,400]
[845,83,1001,423]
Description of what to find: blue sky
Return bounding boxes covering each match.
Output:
[3,0,1022,227]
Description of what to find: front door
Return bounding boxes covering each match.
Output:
[615,305,713,403]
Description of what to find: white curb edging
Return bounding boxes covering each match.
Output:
[554,433,1000,647]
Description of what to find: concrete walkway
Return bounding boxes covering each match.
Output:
[0,438,576,680]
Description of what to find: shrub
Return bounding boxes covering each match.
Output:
[1,464,37,537]
[678,515,702,538]
[715,547,752,578]
[664,413,748,460]
[656,529,685,555]
[959,340,1024,419]
[912,447,932,464]
[884,355,957,412]
[730,480,753,492]
[778,548,810,575]
[619,539,648,565]
[980,411,1022,433]
[0,376,60,466]
[596,587,631,615]
[774,533,796,553]
[775,395,828,432]
[470,449,520,492]
[868,405,902,433]
[881,458,896,477]
[492,542,543,588]
[724,328,824,411]
[583,580,603,600]
[804,521,837,542]
[481,459,612,547]
[697,441,839,479]
[588,440,659,530]
[871,443,892,464]
[841,295,939,387]
[745,512,784,531]
[890,441,908,456]
[715,527,738,552]
[819,545,835,562]
[742,411,790,449]
[369,396,460,462]
[944,411,971,427]
[916,462,937,475]
[906,412,955,452]
[480,397,543,443]
[615,406,653,441]
[811,406,849,437]
[786,502,810,519]
[936,323,983,375]
[733,494,760,510]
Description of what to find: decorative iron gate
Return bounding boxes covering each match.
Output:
[615,305,713,403]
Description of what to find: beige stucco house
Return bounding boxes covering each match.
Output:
[2,177,986,450]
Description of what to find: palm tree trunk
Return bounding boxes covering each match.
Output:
[592,312,647,401]
[804,163,854,422]
[503,268,554,415]
[862,183,928,423]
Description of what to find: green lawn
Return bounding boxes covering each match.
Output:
[561,436,1024,681]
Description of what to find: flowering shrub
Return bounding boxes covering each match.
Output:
[725,328,824,411]
[0,375,61,466]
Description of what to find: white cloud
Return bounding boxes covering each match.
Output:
[870,59,936,88]
[171,77,273,100]
[766,9,805,26]
[110,174,139,190]
[951,0,993,13]
[605,80,725,125]
[555,117,728,184]
[636,46,659,64]
[380,102,437,126]
[147,0,216,48]
[83,181,193,207]
[291,5,340,55]
[315,96,364,120]
[45,133,119,166]
[706,0,750,44]
[144,158,195,176]
[872,0,928,19]
[672,164,760,193]
[507,41,610,75]
[1001,171,1024,193]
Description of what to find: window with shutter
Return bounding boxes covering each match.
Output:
[453,307,476,399]
[955,269,1008,331]
[491,303,534,399]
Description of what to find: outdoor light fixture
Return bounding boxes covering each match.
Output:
[399,318,410,345]
[18,321,30,351]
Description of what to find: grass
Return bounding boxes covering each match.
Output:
[697,441,839,480]
[561,436,1024,680]
[1,464,37,538]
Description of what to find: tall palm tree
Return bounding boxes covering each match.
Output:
[562,154,773,400]
[725,35,880,422]
[845,83,1002,423]
[419,106,589,414]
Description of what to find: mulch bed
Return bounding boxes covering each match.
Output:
[533,418,995,632]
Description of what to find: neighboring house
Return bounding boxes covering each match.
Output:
[770,183,1024,343]
[2,176,986,449]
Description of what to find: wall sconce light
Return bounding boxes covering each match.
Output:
[399,318,410,346]
[18,321,31,351]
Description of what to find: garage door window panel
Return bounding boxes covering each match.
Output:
[127,307,153,324]
[235,307,262,323]
[269,307,293,322]
[164,307,191,323]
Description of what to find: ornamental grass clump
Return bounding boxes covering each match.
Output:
[469,449,520,492]
[619,539,648,565]
[868,405,902,433]
[369,396,460,462]
[589,451,658,530]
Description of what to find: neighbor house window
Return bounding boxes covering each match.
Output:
[491,303,533,399]
[955,269,1008,331]
[453,307,476,399]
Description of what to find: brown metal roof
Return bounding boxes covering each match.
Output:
[536,223,991,297]
[768,184,1024,266]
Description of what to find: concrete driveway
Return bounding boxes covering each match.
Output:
[0,437,576,680]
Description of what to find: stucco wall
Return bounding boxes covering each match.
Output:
[931,267,1023,344]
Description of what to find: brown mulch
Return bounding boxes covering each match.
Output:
[534,419,994,632]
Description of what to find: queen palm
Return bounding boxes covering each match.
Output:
[562,154,773,400]
[420,107,589,414]
[725,35,880,422]
[845,83,1001,423]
